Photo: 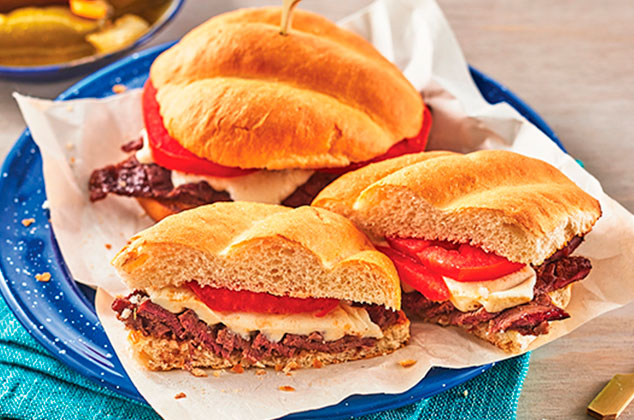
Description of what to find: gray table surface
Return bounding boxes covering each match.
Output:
[1,1,632,419]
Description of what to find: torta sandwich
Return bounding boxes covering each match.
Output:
[312,150,602,353]
[111,202,410,372]
[89,7,430,221]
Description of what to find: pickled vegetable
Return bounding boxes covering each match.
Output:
[69,0,111,20]
[0,7,98,65]
[86,14,148,53]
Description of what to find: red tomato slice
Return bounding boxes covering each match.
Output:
[142,81,256,177]
[186,282,339,316]
[385,236,460,257]
[417,244,524,282]
[318,106,433,175]
[377,246,450,302]
[386,237,433,256]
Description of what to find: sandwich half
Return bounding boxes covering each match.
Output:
[312,150,602,353]
[111,202,409,371]
[89,7,430,221]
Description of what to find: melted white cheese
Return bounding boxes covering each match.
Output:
[135,129,154,164]
[147,287,383,342]
[443,265,536,313]
[171,169,314,204]
[134,129,314,204]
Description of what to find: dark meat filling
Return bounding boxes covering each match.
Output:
[402,236,591,337]
[89,139,338,208]
[112,292,402,364]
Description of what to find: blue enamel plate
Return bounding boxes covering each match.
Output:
[0,42,565,419]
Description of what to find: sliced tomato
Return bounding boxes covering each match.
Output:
[377,246,450,302]
[318,106,433,175]
[142,81,256,177]
[385,236,460,257]
[386,237,433,256]
[186,282,339,316]
[417,244,524,282]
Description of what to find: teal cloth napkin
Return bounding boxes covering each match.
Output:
[0,294,529,420]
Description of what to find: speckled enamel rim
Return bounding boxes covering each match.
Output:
[0,41,563,419]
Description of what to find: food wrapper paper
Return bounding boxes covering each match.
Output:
[13,0,634,418]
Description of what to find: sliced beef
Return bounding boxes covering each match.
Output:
[447,307,498,327]
[535,256,591,294]
[112,291,399,363]
[364,303,406,329]
[88,155,231,205]
[402,244,591,337]
[402,293,455,319]
[281,172,339,207]
[487,293,569,334]
[543,235,584,264]
[89,142,341,208]
[121,138,143,153]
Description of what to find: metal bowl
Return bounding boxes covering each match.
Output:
[0,0,184,80]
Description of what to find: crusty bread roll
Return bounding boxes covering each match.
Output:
[113,202,401,310]
[135,197,196,222]
[312,150,602,265]
[148,7,425,170]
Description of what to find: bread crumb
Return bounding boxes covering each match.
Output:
[256,369,267,376]
[230,364,244,374]
[21,218,35,227]
[174,392,186,399]
[112,84,127,94]
[190,368,207,377]
[463,390,469,397]
[285,372,293,377]
[278,386,295,392]
[69,156,76,165]
[65,142,75,150]
[283,361,299,374]
[399,359,417,368]
[212,370,222,377]
[312,359,323,369]
[35,272,51,282]
[105,243,112,250]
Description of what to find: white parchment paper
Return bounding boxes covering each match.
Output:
[14,0,634,419]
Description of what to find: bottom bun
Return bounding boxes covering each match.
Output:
[135,197,196,222]
[127,320,410,372]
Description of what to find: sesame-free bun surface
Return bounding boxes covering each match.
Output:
[312,150,602,265]
[113,202,401,310]
[149,7,424,170]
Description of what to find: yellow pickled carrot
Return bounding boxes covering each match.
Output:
[69,0,110,20]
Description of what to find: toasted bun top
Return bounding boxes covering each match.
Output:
[312,150,602,265]
[112,202,401,309]
[148,7,424,170]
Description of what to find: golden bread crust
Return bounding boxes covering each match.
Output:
[113,202,402,309]
[135,197,192,222]
[312,150,602,265]
[149,7,424,169]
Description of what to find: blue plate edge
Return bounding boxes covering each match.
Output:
[0,42,564,419]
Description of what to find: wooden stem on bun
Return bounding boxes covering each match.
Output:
[280,0,301,35]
